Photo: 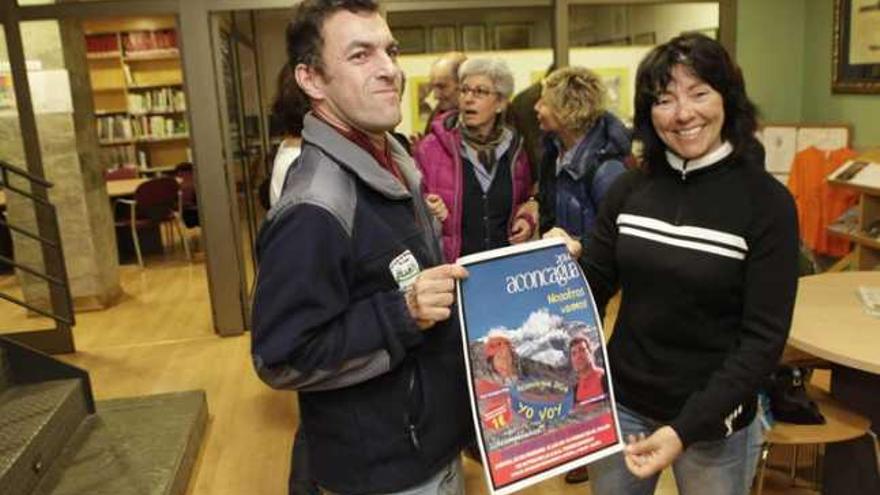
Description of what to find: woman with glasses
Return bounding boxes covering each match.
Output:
[413,57,534,262]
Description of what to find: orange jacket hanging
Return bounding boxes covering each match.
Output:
[787,146,858,257]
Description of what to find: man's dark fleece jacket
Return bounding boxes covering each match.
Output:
[581,139,799,447]
[251,114,472,494]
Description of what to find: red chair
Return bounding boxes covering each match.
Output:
[104,165,139,181]
[114,177,191,267]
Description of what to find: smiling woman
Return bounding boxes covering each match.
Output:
[572,33,801,495]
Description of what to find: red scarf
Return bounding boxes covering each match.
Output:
[315,113,404,183]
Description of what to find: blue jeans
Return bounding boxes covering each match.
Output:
[588,404,763,495]
[321,457,463,495]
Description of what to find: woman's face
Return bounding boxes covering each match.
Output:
[650,64,725,160]
[459,74,505,135]
[534,91,563,133]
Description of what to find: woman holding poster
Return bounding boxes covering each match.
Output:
[556,33,799,494]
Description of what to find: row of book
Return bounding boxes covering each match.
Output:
[130,115,188,139]
[122,29,178,53]
[97,115,188,142]
[128,89,186,114]
[86,34,118,54]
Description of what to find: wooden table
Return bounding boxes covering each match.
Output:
[0,178,150,207]
[106,178,151,198]
[788,271,880,494]
[790,271,880,374]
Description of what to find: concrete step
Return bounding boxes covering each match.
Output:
[0,379,89,495]
[31,390,208,495]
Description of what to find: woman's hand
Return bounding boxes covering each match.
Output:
[623,426,683,479]
[543,227,582,258]
[424,193,448,222]
[508,217,532,244]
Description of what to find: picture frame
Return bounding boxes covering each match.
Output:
[390,27,426,54]
[832,0,880,94]
[431,26,457,53]
[494,24,532,50]
[462,25,487,52]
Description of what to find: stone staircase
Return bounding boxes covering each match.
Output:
[0,337,208,495]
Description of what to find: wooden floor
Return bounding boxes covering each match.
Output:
[0,251,812,494]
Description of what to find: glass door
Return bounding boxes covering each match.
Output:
[211,13,266,314]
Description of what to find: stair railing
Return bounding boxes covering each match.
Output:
[0,159,75,354]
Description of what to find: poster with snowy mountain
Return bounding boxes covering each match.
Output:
[456,238,623,495]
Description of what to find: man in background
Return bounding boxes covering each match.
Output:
[251,1,472,494]
[424,51,467,133]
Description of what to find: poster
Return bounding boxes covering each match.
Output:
[456,238,623,495]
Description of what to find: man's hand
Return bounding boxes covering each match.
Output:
[508,218,532,244]
[405,264,468,330]
[424,193,448,222]
[543,227,583,258]
[623,426,683,479]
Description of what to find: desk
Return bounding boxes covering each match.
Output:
[789,271,880,494]
[0,179,148,206]
[106,178,150,198]
[790,271,880,374]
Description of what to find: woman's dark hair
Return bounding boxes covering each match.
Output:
[633,33,758,171]
[270,64,308,137]
[285,0,379,73]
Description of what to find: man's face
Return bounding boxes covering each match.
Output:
[570,340,593,374]
[429,64,459,112]
[308,10,402,134]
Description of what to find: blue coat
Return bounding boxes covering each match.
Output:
[538,112,631,248]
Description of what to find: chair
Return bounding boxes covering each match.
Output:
[754,384,873,494]
[114,176,191,267]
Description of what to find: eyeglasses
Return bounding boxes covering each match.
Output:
[459,85,497,99]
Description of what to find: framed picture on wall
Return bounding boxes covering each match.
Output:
[431,26,458,53]
[462,25,487,52]
[832,0,880,94]
[391,27,426,54]
[494,24,532,50]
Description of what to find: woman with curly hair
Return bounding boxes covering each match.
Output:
[535,66,631,256]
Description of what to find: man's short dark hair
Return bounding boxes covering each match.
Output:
[285,0,380,73]
[633,33,758,172]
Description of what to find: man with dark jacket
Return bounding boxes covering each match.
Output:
[251,1,472,494]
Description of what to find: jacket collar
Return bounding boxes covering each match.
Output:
[665,141,734,178]
[301,113,415,200]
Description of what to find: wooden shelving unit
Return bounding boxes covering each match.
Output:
[828,149,880,270]
[84,16,190,170]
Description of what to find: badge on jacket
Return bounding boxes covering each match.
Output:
[389,250,421,291]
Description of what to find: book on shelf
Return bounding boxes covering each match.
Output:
[122,29,178,55]
[85,33,119,54]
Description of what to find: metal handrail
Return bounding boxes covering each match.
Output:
[0,159,75,338]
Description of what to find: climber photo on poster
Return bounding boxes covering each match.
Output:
[456,238,623,495]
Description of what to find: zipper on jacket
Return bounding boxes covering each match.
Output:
[674,161,689,224]
[404,368,422,452]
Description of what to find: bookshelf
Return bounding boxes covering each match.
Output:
[84,16,190,170]
[827,149,880,271]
